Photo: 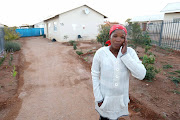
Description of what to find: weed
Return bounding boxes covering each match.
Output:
[0,56,6,66]
[68,40,75,46]
[9,54,13,66]
[145,45,151,53]
[147,51,154,56]
[12,65,17,78]
[73,43,77,50]
[169,76,180,86]
[163,64,173,69]
[168,72,176,75]
[10,54,13,61]
[83,57,88,62]
[76,51,83,55]
[172,90,180,94]
[175,70,180,74]
[9,60,12,66]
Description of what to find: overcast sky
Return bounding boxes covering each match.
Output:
[0,0,180,26]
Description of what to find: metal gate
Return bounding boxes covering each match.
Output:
[147,21,180,50]
[0,27,4,55]
[16,28,44,37]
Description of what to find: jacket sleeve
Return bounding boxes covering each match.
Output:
[120,48,146,80]
[91,51,103,102]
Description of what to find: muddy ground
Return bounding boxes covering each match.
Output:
[0,36,179,120]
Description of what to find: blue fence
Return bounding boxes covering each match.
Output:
[16,28,44,37]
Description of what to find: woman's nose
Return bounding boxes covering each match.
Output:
[115,37,121,42]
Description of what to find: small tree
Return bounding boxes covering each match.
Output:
[97,25,110,46]
[128,22,151,46]
[4,27,20,41]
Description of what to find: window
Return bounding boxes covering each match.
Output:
[173,18,180,23]
[54,22,57,31]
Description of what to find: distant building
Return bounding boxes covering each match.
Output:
[130,14,164,31]
[104,21,119,27]
[0,23,7,27]
[18,24,34,29]
[44,4,107,42]
[160,2,180,39]
[34,21,45,28]
[160,2,180,22]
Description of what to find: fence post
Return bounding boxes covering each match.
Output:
[159,21,164,46]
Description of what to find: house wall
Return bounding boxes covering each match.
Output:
[164,13,180,20]
[34,21,45,28]
[45,6,104,42]
[163,13,180,39]
[44,16,60,41]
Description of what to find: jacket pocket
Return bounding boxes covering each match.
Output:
[99,95,127,112]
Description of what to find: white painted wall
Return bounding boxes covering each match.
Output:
[164,13,180,21]
[44,5,105,42]
[34,21,45,28]
[44,17,60,40]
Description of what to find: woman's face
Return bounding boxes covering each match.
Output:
[110,29,126,50]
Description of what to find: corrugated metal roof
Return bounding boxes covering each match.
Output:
[161,2,180,13]
[131,14,164,22]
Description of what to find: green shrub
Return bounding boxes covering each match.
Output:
[142,54,158,81]
[145,45,151,53]
[97,25,110,46]
[128,23,151,46]
[76,51,83,55]
[73,43,77,50]
[4,27,20,41]
[144,64,159,81]
[142,54,155,64]
[5,41,21,52]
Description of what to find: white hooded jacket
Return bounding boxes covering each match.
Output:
[91,46,146,119]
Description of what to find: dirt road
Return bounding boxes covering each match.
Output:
[15,37,99,120]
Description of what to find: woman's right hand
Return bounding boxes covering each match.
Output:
[98,101,103,107]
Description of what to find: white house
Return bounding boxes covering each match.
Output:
[130,14,164,31]
[160,2,180,39]
[34,21,45,28]
[161,2,180,21]
[44,4,107,42]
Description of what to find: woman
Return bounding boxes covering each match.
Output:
[91,25,146,120]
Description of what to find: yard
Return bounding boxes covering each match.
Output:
[0,37,179,120]
[70,40,180,120]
